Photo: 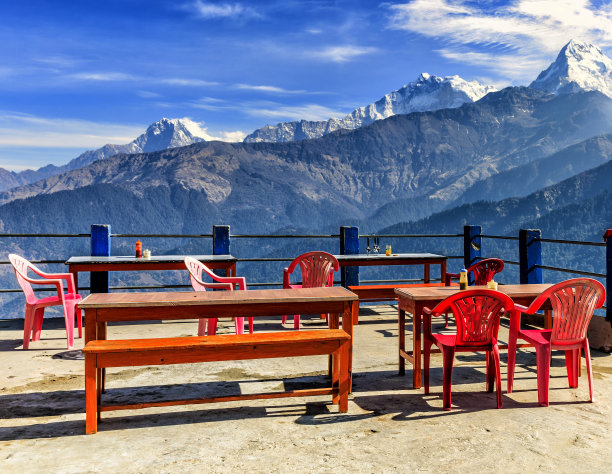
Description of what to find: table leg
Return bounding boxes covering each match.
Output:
[342,301,355,392]
[399,308,405,375]
[413,302,423,389]
[424,264,431,283]
[440,260,447,285]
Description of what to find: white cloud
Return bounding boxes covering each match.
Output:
[68,72,138,82]
[308,45,378,63]
[244,103,348,121]
[159,78,219,87]
[387,0,612,80]
[0,112,144,148]
[236,84,307,94]
[187,1,262,20]
[137,90,162,99]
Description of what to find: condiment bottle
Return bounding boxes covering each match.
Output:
[135,240,142,258]
[459,268,468,290]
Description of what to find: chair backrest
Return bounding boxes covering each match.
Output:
[287,251,339,288]
[431,289,514,346]
[535,279,605,344]
[468,258,504,285]
[9,254,37,303]
[184,256,246,291]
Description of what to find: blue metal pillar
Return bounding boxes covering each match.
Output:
[519,229,542,284]
[464,225,481,285]
[340,226,359,288]
[604,229,612,321]
[90,224,111,293]
[213,225,230,277]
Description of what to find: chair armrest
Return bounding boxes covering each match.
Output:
[211,275,247,290]
[26,266,76,293]
[198,282,234,290]
[445,272,459,285]
[21,277,65,299]
[514,303,529,313]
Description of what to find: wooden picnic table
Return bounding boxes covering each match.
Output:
[65,254,237,292]
[395,283,553,389]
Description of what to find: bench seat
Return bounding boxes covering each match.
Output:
[83,329,351,434]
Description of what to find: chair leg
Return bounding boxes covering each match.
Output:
[22,306,36,350]
[441,346,455,410]
[486,350,494,393]
[248,317,254,334]
[63,302,74,349]
[208,318,218,336]
[564,348,579,388]
[583,340,594,403]
[197,318,207,336]
[294,315,300,330]
[535,344,551,407]
[32,308,45,341]
[493,344,502,409]
[235,317,244,335]
[506,315,519,393]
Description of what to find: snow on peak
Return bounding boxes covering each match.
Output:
[530,39,612,98]
[244,74,496,143]
[134,118,207,153]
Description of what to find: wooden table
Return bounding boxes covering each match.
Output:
[66,254,237,292]
[395,284,553,389]
[79,286,358,383]
[335,252,447,283]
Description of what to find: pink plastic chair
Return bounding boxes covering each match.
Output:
[184,256,253,336]
[507,278,605,406]
[9,254,82,350]
[423,289,514,410]
[282,251,339,329]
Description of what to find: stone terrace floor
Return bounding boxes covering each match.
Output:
[1,305,611,473]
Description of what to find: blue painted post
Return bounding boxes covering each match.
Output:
[213,225,230,277]
[604,229,612,321]
[464,225,482,285]
[90,224,111,293]
[340,226,359,288]
[519,229,542,284]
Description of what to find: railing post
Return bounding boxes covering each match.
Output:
[340,226,359,288]
[604,229,612,321]
[90,224,111,293]
[519,229,542,284]
[464,225,481,284]
[213,225,231,276]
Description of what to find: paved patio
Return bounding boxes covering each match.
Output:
[1,305,611,473]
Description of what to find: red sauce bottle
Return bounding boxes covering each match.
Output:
[135,240,142,258]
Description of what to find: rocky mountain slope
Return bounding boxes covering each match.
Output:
[0,118,206,192]
[244,73,495,143]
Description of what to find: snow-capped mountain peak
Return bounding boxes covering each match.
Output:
[530,39,612,98]
[244,73,496,143]
[133,118,207,152]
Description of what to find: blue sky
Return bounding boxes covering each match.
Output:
[1,0,612,170]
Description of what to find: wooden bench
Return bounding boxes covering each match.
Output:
[83,329,351,434]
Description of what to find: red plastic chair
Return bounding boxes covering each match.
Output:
[507,278,605,406]
[9,254,82,350]
[445,258,505,286]
[184,256,253,336]
[423,289,514,410]
[282,251,339,329]
[444,258,504,325]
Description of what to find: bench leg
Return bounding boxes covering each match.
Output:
[85,354,98,434]
[332,347,340,404]
[338,341,349,412]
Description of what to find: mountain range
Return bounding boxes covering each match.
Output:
[0,118,206,192]
[243,73,496,143]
